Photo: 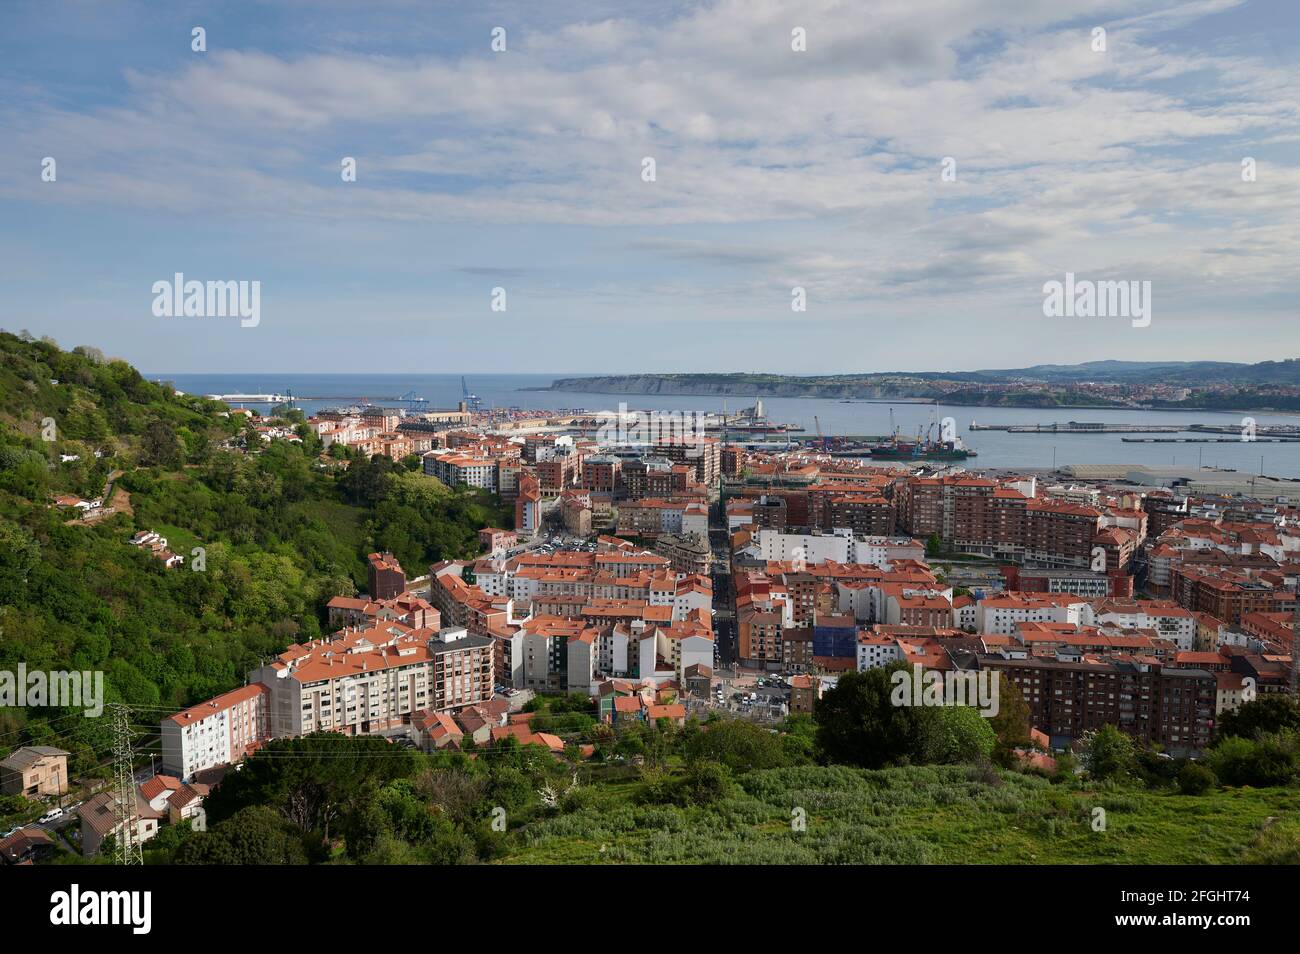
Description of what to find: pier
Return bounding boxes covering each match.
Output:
[1121,437,1300,443]
[971,420,1300,437]
[970,421,1180,433]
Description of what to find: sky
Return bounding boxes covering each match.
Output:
[2,0,1299,375]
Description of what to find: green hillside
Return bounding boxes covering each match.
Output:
[0,331,507,780]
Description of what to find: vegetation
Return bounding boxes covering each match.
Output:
[122,711,1300,866]
[0,331,508,775]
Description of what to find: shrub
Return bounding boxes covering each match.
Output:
[675,761,735,806]
[1207,734,1297,787]
[1177,762,1217,796]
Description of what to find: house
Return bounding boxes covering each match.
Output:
[167,782,211,831]
[789,674,819,714]
[454,700,508,745]
[413,710,464,751]
[77,791,162,858]
[0,746,69,797]
[139,773,182,814]
[0,826,56,865]
[53,494,98,512]
[683,663,713,698]
[645,703,687,726]
[612,695,644,725]
[489,724,566,753]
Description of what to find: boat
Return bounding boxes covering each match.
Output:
[866,438,976,460]
[867,408,976,460]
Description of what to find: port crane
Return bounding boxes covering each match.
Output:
[461,376,483,411]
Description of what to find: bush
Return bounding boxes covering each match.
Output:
[674,761,735,805]
[1207,734,1297,787]
[1177,762,1217,796]
[684,719,787,773]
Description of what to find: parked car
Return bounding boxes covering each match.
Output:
[38,808,64,824]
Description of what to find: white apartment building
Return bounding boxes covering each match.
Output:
[161,684,270,781]
[974,594,1087,636]
[1086,601,1197,651]
[423,451,499,491]
[857,635,902,671]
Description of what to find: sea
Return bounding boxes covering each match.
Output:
[151,372,1300,480]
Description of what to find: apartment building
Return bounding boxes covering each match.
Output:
[161,684,271,780]
[974,592,1088,635]
[367,551,406,600]
[515,472,542,535]
[857,633,903,670]
[479,527,518,555]
[896,475,1104,570]
[654,531,712,575]
[537,451,583,495]
[616,497,708,538]
[247,623,493,741]
[581,455,622,493]
[980,655,1217,753]
[1172,566,1295,626]
[654,437,720,486]
[423,451,499,491]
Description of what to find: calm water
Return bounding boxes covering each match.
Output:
[153,372,1300,479]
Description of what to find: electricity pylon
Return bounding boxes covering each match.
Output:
[110,703,143,865]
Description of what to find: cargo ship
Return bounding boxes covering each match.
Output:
[866,409,976,460]
[866,437,975,460]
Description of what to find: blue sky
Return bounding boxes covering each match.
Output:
[2,0,1298,374]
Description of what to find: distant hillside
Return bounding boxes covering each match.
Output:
[977,360,1300,386]
[543,373,949,401]
[545,360,1300,409]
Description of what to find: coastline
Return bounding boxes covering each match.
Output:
[525,384,1300,417]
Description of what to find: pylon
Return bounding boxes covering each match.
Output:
[110,703,143,865]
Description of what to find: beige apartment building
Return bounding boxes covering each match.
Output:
[249,623,494,740]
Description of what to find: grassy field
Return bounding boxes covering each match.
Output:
[501,765,1300,865]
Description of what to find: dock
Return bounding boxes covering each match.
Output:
[972,420,1300,437]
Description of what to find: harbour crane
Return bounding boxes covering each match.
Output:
[461,376,483,411]
[397,390,428,411]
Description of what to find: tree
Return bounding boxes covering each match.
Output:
[1079,725,1134,781]
[173,806,309,864]
[814,665,928,768]
[1218,696,1300,741]
[141,419,182,468]
[925,533,943,557]
[0,521,40,604]
[987,676,1032,767]
[918,705,996,765]
[1207,733,1298,787]
[204,734,418,843]
[1177,762,1217,795]
[675,761,734,805]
